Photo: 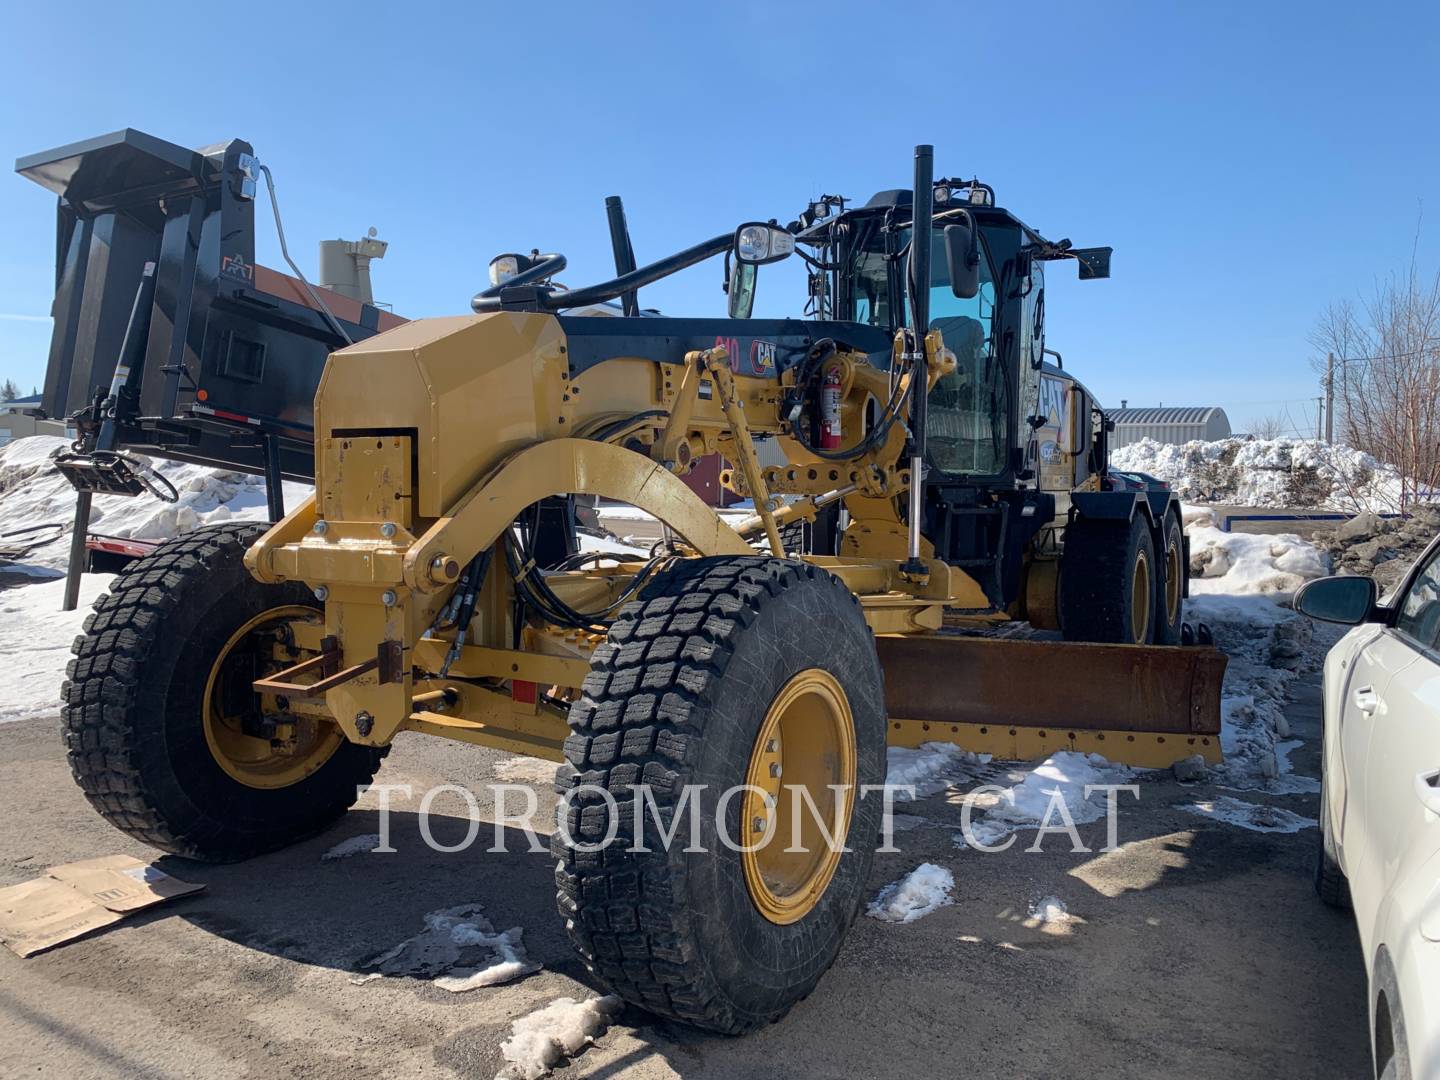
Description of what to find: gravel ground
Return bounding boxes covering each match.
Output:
[0,679,1369,1079]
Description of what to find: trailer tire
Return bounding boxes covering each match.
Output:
[1153,511,1186,646]
[62,522,385,862]
[1059,513,1157,644]
[554,556,886,1034]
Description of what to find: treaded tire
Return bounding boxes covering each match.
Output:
[62,522,386,862]
[1059,514,1157,644]
[1153,511,1185,646]
[554,556,886,1034]
[1315,773,1352,909]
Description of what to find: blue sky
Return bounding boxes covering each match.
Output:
[1,0,1436,434]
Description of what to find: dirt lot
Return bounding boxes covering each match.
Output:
[0,680,1370,1080]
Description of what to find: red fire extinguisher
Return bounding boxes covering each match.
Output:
[819,366,842,449]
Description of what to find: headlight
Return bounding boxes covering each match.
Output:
[734,224,796,265]
[488,254,521,286]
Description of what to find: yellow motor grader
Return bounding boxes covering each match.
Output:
[40,137,1225,1033]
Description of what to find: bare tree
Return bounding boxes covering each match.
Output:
[1251,412,1288,439]
[1310,254,1440,512]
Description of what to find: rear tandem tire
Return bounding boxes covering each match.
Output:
[554,556,887,1035]
[62,522,386,863]
[1059,513,1158,645]
[1153,511,1186,646]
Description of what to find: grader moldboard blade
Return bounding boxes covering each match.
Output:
[876,635,1228,768]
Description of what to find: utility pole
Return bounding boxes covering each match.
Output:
[1324,352,1335,444]
[1316,398,1324,440]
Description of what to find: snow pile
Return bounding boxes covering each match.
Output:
[0,435,311,576]
[1186,593,1326,793]
[866,863,955,923]
[322,833,382,860]
[885,742,991,800]
[1112,436,1411,511]
[1027,895,1070,925]
[0,573,114,723]
[1185,511,1330,595]
[496,995,623,1080]
[353,904,540,992]
[1180,795,1316,834]
[956,751,1134,848]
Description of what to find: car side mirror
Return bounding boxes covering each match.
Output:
[1294,575,1379,625]
[727,261,757,319]
[944,222,979,299]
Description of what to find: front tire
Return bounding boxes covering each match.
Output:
[63,522,385,862]
[554,556,886,1034]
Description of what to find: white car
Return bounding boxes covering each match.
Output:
[1297,536,1440,1080]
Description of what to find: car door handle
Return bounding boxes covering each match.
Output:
[1414,770,1440,816]
[1353,686,1379,715]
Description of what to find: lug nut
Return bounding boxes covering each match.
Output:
[752,816,766,834]
[313,520,328,535]
[381,590,397,606]
[380,522,397,539]
[769,762,782,779]
[314,585,329,601]
[355,711,374,737]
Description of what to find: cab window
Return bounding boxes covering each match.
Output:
[923,228,1003,476]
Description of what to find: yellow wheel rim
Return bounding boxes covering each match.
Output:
[741,669,857,926]
[202,605,344,790]
[1164,534,1183,628]
[1130,549,1152,644]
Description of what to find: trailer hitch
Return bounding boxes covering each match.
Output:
[50,448,179,502]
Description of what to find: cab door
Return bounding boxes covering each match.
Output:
[1349,541,1440,951]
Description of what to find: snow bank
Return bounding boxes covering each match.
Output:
[1112,436,1410,511]
[885,742,991,800]
[866,863,955,923]
[1186,518,1330,596]
[496,995,623,1080]
[353,904,540,992]
[956,751,1134,848]
[0,573,114,723]
[1187,593,1325,794]
[1180,795,1316,833]
[0,435,311,576]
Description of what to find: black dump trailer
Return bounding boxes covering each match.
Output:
[14,129,405,603]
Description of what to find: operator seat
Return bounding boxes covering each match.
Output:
[927,316,990,469]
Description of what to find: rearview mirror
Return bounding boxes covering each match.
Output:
[944,223,979,299]
[1073,247,1112,280]
[727,261,757,319]
[735,223,795,266]
[1294,575,1379,625]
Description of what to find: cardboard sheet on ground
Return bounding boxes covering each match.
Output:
[0,855,204,957]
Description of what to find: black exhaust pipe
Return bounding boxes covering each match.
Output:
[902,144,933,577]
[604,196,640,316]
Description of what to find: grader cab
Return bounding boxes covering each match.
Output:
[22,132,1225,1034]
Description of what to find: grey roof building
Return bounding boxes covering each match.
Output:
[1109,406,1231,449]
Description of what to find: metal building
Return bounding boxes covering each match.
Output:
[1109,406,1231,448]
